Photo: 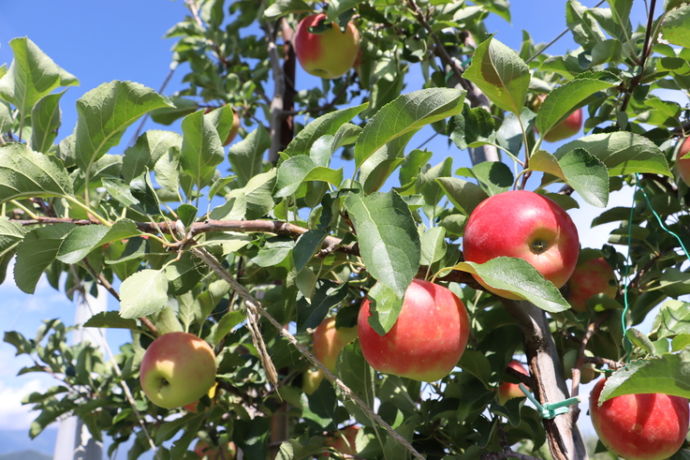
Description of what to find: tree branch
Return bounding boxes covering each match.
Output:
[191,246,425,460]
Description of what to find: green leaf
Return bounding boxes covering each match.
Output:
[554,132,671,177]
[566,0,606,48]
[74,81,171,174]
[149,96,198,125]
[530,149,609,207]
[451,257,571,313]
[275,156,342,198]
[662,5,690,48]
[229,126,270,186]
[264,0,311,19]
[30,91,64,153]
[119,269,169,319]
[463,37,529,113]
[367,281,405,335]
[535,78,617,137]
[436,177,488,215]
[57,220,140,264]
[0,37,77,116]
[599,351,690,403]
[420,226,446,266]
[360,134,413,193]
[354,88,465,166]
[283,104,367,158]
[122,130,182,182]
[180,110,225,192]
[460,161,514,196]
[344,191,420,296]
[83,311,138,330]
[0,103,12,134]
[0,217,26,250]
[0,144,73,202]
[651,300,690,339]
[14,224,74,294]
[293,230,327,273]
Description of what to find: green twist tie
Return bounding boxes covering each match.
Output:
[518,384,580,419]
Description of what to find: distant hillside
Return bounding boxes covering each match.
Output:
[0,450,51,460]
[0,429,55,456]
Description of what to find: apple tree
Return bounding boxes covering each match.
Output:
[1,0,690,459]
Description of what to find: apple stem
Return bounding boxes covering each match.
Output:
[191,246,426,460]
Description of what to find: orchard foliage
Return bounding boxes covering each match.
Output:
[1,0,690,458]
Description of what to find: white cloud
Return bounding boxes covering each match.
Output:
[0,379,49,430]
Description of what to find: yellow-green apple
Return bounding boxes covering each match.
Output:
[543,108,583,142]
[139,332,217,409]
[323,426,359,458]
[357,279,470,381]
[590,378,689,460]
[194,440,237,459]
[294,14,360,79]
[497,360,529,404]
[314,316,358,370]
[676,136,690,186]
[463,190,580,299]
[303,368,324,395]
[183,382,218,413]
[562,349,596,384]
[567,251,617,312]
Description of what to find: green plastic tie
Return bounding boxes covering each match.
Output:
[518,384,580,419]
[621,174,690,362]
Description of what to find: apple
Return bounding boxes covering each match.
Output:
[566,251,617,312]
[194,440,237,460]
[463,190,580,299]
[676,136,690,186]
[497,360,529,405]
[294,14,360,79]
[590,378,689,460]
[357,279,470,381]
[543,108,583,142]
[324,425,359,458]
[139,332,217,409]
[314,316,358,370]
[183,382,219,413]
[303,368,324,395]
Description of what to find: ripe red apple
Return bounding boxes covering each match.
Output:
[139,332,217,409]
[543,108,583,142]
[194,440,237,460]
[676,136,690,186]
[463,190,580,299]
[590,378,689,460]
[323,426,359,458]
[294,14,360,79]
[357,279,470,381]
[314,316,358,370]
[497,360,529,404]
[566,251,617,312]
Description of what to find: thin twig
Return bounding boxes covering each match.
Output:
[620,0,658,113]
[191,247,425,460]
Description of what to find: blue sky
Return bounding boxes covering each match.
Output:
[0,0,655,456]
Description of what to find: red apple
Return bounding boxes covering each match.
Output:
[139,332,217,409]
[543,108,583,142]
[463,190,580,299]
[590,378,689,460]
[357,279,470,381]
[194,440,237,460]
[567,251,617,312]
[294,14,360,79]
[323,426,359,458]
[313,316,357,370]
[497,360,529,404]
[676,136,690,186]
